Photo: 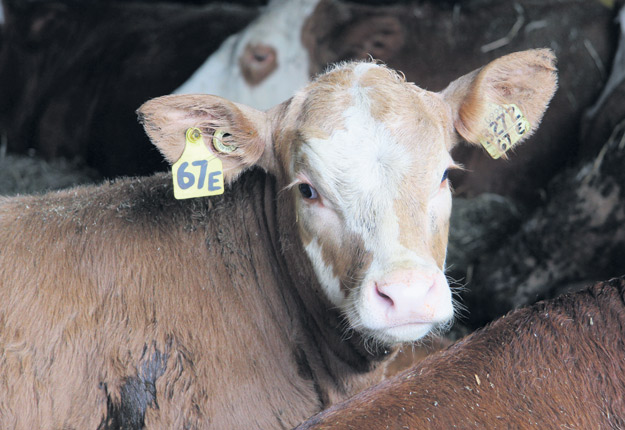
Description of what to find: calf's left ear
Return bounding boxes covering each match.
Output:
[442,49,557,156]
[137,94,272,182]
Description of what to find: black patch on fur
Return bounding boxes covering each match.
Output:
[98,348,168,430]
[293,346,314,382]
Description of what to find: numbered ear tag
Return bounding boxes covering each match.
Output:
[172,128,224,199]
[479,103,531,159]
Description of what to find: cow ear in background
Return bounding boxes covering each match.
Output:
[137,94,272,183]
[442,49,558,157]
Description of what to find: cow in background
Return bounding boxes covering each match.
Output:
[1,0,615,195]
[0,0,260,177]
[175,0,319,111]
[459,5,625,330]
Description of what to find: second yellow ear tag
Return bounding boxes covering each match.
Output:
[479,103,531,159]
[172,128,224,200]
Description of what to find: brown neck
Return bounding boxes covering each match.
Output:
[256,168,395,404]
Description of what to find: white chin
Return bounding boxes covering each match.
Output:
[366,322,439,346]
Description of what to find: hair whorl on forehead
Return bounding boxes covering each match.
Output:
[319,60,407,88]
[297,60,423,129]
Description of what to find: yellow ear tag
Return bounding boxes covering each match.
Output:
[479,103,531,159]
[172,128,224,199]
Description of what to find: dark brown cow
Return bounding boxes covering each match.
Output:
[296,276,625,430]
[0,51,556,428]
[0,0,260,177]
[459,7,625,329]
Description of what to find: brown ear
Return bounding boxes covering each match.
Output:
[137,94,272,182]
[442,49,558,157]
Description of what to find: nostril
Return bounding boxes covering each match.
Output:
[239,43,278,86]
[253,52,268,63]
[375,283,394,306]
[251,45,274,63]
[427,280,436,294]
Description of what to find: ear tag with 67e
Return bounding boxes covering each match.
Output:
[172,128,224,199]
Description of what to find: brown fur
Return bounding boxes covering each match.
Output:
[296,277,625,429]
[449,49,558,147]
[0,171,388,429]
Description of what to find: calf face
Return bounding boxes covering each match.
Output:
[140,49,556,345]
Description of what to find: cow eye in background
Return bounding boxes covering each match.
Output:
[299,183,319,200]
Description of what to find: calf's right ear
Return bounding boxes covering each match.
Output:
[442,49,558,157]
[137,94,273,183]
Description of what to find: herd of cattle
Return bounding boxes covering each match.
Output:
[0,0,624,428]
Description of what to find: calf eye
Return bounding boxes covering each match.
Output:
[441,169,449,183]
[298,183,318,200]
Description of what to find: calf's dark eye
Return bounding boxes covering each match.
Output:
[441,169,449,183]
[298,183,318,200]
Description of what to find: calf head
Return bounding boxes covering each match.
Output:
[139,49,557,345]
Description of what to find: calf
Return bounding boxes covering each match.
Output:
[296,277,625,429]
[0,50,555,428]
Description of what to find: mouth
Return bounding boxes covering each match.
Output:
[384,321,436,340]
[351,309,454,346]
[355,321,437,346]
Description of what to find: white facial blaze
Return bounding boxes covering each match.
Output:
[304,238,344,307]
[294,63,455,344]
[174,0,320,110]
[302,73,411,253]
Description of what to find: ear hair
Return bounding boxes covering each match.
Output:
[443,49,558,152]
[137,94,271,183]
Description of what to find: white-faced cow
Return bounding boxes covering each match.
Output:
[175,0,319,111]
[0,50,556,428]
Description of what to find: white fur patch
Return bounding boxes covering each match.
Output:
[295,65,454,343]
[302,78,412,250]
[174,0,320,110]
[304,238,344,307]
